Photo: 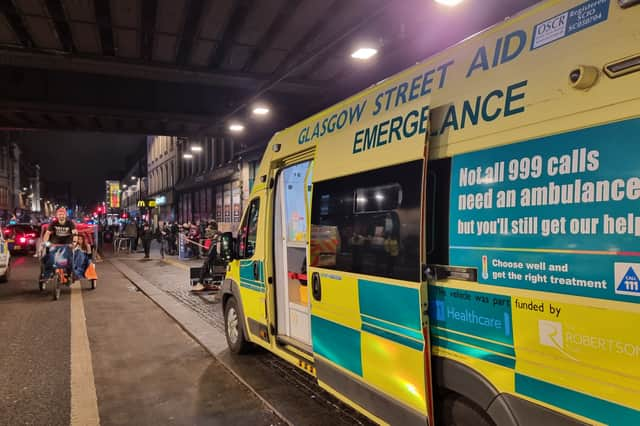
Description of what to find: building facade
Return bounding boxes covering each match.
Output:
[174,137,262,233]
[0,140,13,219]
[147,135,177,223]
[0,134,43,223]
[120,153,148,220]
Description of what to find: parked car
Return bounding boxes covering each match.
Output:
[0,225,11,282]
[4,224,39,254]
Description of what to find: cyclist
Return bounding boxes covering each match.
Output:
[44,208,77,245]
[41,208,77,282]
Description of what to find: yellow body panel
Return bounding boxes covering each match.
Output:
[361,331,427,413]
[310,273,361,331]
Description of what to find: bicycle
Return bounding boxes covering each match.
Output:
[41,244,73,301]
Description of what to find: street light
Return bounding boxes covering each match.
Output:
[434,0,464,6]
[252,106,270,115]
[351,47,378,60]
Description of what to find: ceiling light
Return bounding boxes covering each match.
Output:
[434,0,464,6]
[253,107,270,115]
[183,153,193,159]
[131,176,137,180]
[191,145,202,152]
[351,47,378,60]
[229,123,245,132]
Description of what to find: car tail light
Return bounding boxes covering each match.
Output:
[28,233,37,238]
[19,237,26,243]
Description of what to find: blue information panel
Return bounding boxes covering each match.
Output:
[450,119,640,303]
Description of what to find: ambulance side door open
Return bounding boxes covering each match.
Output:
[308,108,433,425]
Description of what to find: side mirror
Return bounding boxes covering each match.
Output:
[220,232,235,262]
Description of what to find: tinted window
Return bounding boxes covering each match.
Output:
[311,160,423,282]
[238,198,260,258]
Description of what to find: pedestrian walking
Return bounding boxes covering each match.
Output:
[156,221,169,259]
[141,222,154,259]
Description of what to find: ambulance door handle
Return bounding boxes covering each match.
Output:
[253,262,260,281]
[312,272,322,301]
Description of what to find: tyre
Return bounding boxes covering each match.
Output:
[224,297,252,354]
[52,276,61,301]
[436,391,495,426]
[90,279,96,290]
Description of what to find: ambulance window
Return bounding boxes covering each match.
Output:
[311,160,422,282]
[238,198,260,258]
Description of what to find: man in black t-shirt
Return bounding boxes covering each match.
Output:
[44,208,76,245]
[40,208,76,281]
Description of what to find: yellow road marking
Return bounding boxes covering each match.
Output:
[70,282,100,426]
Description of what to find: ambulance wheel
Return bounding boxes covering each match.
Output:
[224,297,251,354]
[436,391,495,426]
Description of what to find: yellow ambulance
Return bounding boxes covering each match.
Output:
[220,0,640,424]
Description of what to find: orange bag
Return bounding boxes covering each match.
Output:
[85,262,98,280]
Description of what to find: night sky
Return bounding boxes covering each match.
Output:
[18,131,146,206]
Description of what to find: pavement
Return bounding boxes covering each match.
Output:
[110,244,374,426]
[0,253,283,426]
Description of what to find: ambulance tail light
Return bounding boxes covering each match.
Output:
[604,54,640,78]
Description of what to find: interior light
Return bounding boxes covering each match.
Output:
[374,193,385,201]
[434,0,464,6]
[253,107,270,115]
[229,123,245,132]
[131,176,137,180]
[191,145,202,152]
[183,153,193,159]
[351,47,378,60]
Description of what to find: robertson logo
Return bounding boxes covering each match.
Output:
[538,320,564,349]
[538,320,577,361]
[538,319,640,359]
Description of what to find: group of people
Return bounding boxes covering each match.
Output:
[117,219,220,260]
[115,218,224,292]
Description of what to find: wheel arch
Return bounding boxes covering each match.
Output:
[432,356,503,414]
[433,356,586,426]
[221,278,250,340]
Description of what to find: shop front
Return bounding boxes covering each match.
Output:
[152,191,175,224]
[176,164,242,232]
